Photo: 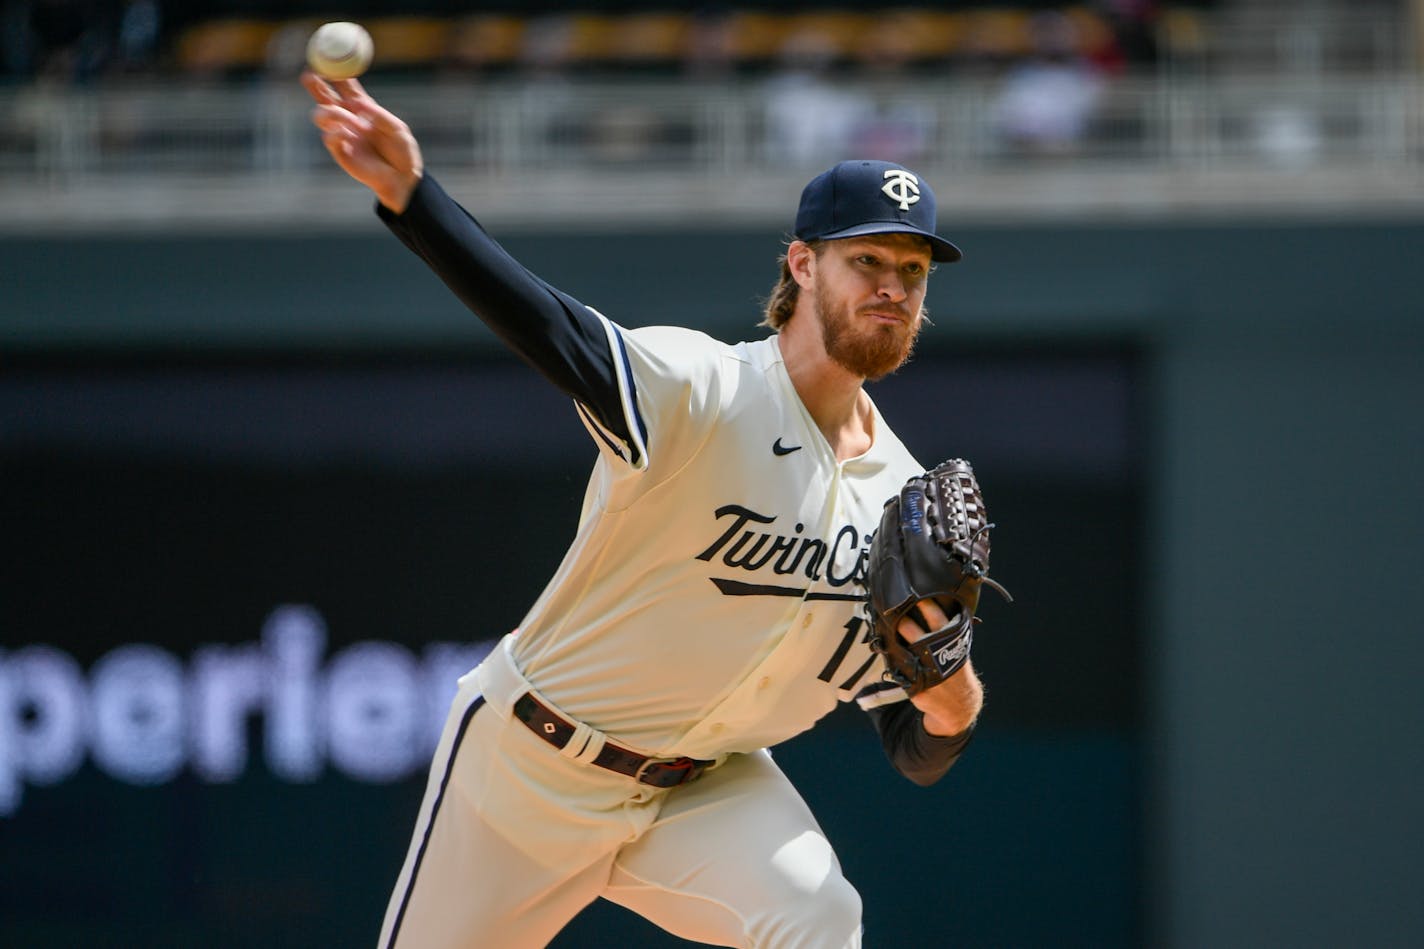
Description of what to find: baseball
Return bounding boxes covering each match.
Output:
[306,22,373,80]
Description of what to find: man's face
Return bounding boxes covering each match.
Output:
[812,234,933,380]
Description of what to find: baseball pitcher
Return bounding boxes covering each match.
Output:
[304,70,1008,949]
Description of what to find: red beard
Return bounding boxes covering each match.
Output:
[815,283,922,380]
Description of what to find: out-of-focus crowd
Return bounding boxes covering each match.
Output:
[0,2,1177,84]
[2,1,1193,160]
[1,0,160,81]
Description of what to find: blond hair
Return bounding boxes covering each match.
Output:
[759,240,824,330]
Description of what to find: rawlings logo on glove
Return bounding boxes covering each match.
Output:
[864,458,1011,695]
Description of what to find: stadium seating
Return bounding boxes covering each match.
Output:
[166,5,1175,78]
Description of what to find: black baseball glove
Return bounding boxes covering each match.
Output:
[865,458,1011,695]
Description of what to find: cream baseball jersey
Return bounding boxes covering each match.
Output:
[507,317,919,760]
[366,162,976,949]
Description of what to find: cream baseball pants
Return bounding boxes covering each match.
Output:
[377,644,863,949]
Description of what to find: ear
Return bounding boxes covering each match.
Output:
[786,240,817,289]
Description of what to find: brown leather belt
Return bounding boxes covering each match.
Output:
[512,692,712,789]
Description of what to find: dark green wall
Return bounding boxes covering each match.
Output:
[4,214,1422,947]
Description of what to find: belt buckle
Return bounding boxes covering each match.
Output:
[633,755,706,788]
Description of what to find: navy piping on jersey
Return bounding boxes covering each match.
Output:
[611,324,649,459]
[576,401,627,461]
[384,694,486,949]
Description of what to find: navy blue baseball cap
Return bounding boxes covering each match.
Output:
[793,159,962,263]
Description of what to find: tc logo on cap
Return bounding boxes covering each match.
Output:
[881,169,921,212]
[792,159,963,262]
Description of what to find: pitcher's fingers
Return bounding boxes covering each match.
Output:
[311,103,370,134]
[330,76,373,104]
[343,95,408,137]
[321,127,359,160]
[329,78,409,132]
[896,600,950,641]
[301,70,340,104]
[916,599,951,629]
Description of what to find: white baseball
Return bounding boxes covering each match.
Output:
[306,22,373,80]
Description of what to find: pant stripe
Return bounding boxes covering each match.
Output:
[384,693,486,949]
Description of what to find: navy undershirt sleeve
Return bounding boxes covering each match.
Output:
[866,699,975,787]
[376,174,636,457]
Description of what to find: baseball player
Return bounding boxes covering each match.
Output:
[304,71,986,949]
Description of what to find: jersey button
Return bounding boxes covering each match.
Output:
[757,676,772,690]
[710,722,725,734]
[802,613,814,629]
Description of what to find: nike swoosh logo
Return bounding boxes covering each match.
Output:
[772,438,802,456]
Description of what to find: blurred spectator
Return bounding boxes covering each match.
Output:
[684,5,736,81]
[991,11,1106,155]
[520,13,581,78]
[265,18,310,78]
[0,0,27,74]
[114,0,158,73]
[844,11,939,164]
[1252,105,1322,167]
[1090,0,1160,74]
[956,9,1029,79]
[845,100,932,165]
[762,28,871,166]
[0,0,123,81]
[2,0,161,80]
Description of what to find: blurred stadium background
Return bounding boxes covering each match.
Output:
[2,1,1421,947]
